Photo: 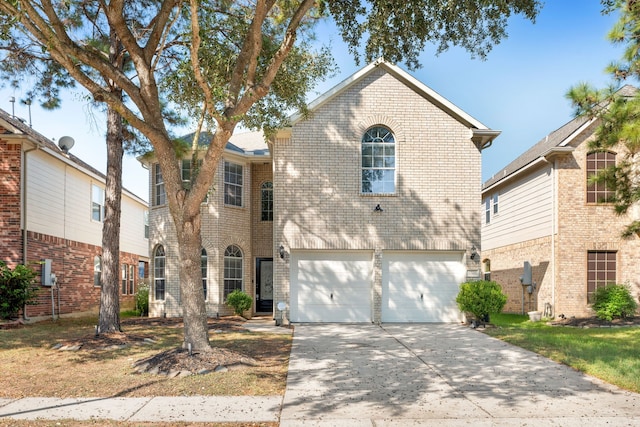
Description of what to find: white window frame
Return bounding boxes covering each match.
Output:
[492,193,499,215]
[91,184,105,222]
[361,126,396,194]
[144,211,149,239]
[154,245,166,300]
[154,164,166,206]
[261,181,273,221]
[201,248,208,300]
[224,245,243,298]
[484,197,491,224]
[224,161,243,207]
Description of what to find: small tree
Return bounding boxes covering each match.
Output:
[226,290,253,317]
[134,283,149,316]
[592,284,638,321]
[456,280,507,325]
[0,261,39,319]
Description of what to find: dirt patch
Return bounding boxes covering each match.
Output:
[53,316,257,376]
[549,316,640,327]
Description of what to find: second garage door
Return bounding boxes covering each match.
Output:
[382,251,466,323]
[290,251,373,323]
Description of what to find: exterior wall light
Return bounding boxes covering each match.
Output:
[279,244,285,259]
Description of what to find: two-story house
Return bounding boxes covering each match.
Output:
[145,60,500,323]
[0,108,149,320]
[481,86,640,318]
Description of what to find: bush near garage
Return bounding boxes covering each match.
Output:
[456,280,507,324]
[592,284,638,321]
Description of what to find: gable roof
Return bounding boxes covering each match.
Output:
[0,108,146,203]
[177,130,269,156]
[288,58,500,146]
[482,85,638,192]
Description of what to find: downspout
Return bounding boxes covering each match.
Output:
[551,158,557,317]
[22,144,38,321]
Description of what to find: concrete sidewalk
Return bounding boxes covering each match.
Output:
[0,396,282,423]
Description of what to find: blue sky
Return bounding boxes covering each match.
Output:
[0,1,625,201]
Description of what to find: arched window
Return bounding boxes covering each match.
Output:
[261,181,273,221]
[224,245,243,298]
[201,248,208,300]
[154,245,166,300]
[93,255,102,287]
[482,259,491,281]
[586,151,615,203]
[362,126,395,194]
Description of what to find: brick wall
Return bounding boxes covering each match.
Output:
[273,67,482,321]
[0,136,23,263]
[22,230,141,319]
[554,122,640,317]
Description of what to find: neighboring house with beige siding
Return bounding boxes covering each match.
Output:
[0,108,149,320]
[146,60,500,323]
[481,86,640,318]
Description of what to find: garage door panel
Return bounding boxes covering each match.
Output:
[382,252,465,323]
[291,251,373,323]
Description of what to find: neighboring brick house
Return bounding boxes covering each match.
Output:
[481,86,640,318]
[146,60,500,322]
[0,108,149,320]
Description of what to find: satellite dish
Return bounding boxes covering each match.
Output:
[58,136,75,153]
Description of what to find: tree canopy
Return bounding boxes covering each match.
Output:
[567,0,640,237]
[0,0,541,350]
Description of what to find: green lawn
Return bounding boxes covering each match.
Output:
[485,313,640,393]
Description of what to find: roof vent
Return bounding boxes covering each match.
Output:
[58,136,75,153]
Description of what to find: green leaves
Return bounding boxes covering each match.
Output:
[0,261,39,320]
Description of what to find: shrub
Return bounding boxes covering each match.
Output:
[592,284,638,321]
[134,283,149,316]
[456,280,507,323]
[0,261,40,319]
[226,290,253,316]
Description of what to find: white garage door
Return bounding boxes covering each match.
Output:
[382,251,466,323]
[290,251,373,322]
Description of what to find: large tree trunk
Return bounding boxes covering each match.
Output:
[176,212,210,351]
[98,29,125,334]
[98,104,124,334]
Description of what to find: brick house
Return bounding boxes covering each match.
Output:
[145,60,500,322]
[0,108,149,320]
[481,86,640,318]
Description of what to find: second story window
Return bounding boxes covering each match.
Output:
[485,197,491,224]
[586,151,615,204]
[261,181,273,221]
[224,161,243,207]
[144,211,149,239]
[492,193,499,215]
[362,126,396,194]
[154,164,166,206]
[91,184,105,222]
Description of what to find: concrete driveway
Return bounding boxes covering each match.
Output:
[281,324,640,426]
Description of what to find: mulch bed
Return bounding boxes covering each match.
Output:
[549,316,640,328]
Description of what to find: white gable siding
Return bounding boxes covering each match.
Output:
[26,150,66,237]
[482,164,553,250]
[26,149,148,255]
[120,196,148,255]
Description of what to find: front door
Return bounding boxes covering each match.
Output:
[256,258,273,313]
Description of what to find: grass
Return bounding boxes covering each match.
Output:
[486,313,640,393]
[0,314,291,399]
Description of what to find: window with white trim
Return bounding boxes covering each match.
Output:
[361,126,396,194]
[144,211,149,239]
[93,255,102,287]
[261,181,273,221]
[154,164,166,206]
[224,161,243,206]
[492,193,499,215]
[121,264,128,294]
[154,245,166,300]
[224,245,243,297]
[484,197,491,224]
[201,248,208,300]
[129,264,135,295]
[91,184,105,222]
